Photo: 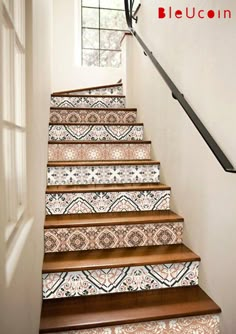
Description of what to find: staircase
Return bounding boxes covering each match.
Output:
[40,83,221,333]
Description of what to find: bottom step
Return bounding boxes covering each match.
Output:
[40,286,221,333]
[44,314,220,333]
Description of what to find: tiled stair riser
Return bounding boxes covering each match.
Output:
[45,314,220,334]
[47,164,160,186]
[48,143,151,161]
[49,109,137,124]
[45,190,171,215]
[48,125,144,141]
[42,261,199,299]
[44,222,183,253]
[66,86,123,96]
[51,96,125,108]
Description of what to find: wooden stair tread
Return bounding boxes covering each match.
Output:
[42,244,199,273]
[53,83,122,95]
[50,107,137,111]
[48,140,151,144]
[49,122,143,126]
[51,94,125,98]
[39,286,221,332]
[47,159,159,167]
[45,210,182,228]
[46,183,170,194]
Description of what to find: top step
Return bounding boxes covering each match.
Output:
[51,95,126,109]
[53,83,123,96]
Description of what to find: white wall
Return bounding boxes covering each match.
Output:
[124,1,236,333]
[0,1,52,333]
[52,0,122,92]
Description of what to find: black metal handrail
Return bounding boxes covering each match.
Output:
[124,0,236,173]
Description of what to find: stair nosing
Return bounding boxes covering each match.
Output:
[44,211,183,229]
[51,94,126,98]
[48,122,144,126]
[47,160,159,167]
[42,244,200,273]
[45,183,170,194]
[52,83,123,95]
[48,159,153,163]
[50,107,137,111]
[48,140,151,144]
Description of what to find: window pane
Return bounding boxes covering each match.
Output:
[14,0,25,46]
[4,0,14,17]
[100,50,121,68]
[100,9,127,30]
[100,0,124,10]
[15,44,25,127]
[83,49,99,66]
[82,7,99,28]
[100,30,124,50]
[15,130,26,218]
[3,127,17,240]
[82,0,99,7]
[3,23,12,122]
[83,28,99,49]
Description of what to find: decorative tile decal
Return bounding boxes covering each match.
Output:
[45,190,170,215]
[48,125,143,141]
[48,143,151,161]
[49,109,137,124]
[44,222,183,253]
[67,86,123,96]
[51,96,125,108]
[42,261,199,299]
[44,91,217,334]
[47,164,160,186]
[48,315,220,334]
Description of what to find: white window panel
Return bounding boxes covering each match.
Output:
[15,130,26,220]
[3,127,17,241]
[82,0,99,8]
[14,44,25,126]
[13,0,25,46]
[1,0,26,244]
[2,22,13,122]
[100,0,124,10]
[3,0,14,16]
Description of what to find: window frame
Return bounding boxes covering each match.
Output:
[1,0,27,242]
